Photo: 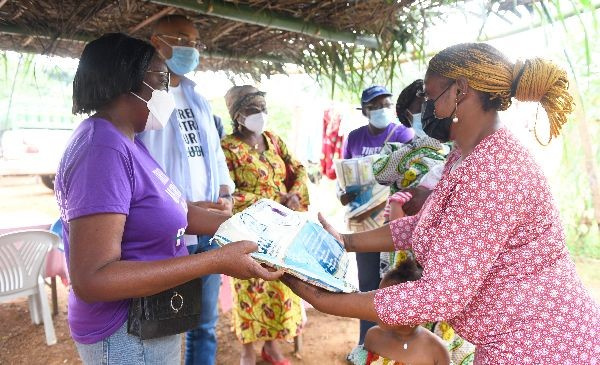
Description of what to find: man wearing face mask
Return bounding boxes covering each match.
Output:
[342,85,414,160]
[138,15,234,365]
[339,85,414,349]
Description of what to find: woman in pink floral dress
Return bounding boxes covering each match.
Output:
[282,43,600,364]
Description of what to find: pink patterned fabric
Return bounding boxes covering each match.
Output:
[374,129,600,364]
[383,191,413,221]
[44,247,70,286]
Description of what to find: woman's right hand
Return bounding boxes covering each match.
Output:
[216,240,284,281]
[318,212,349,250]
[339,191,358,206]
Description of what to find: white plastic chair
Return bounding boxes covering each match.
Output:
[0,230,60,345]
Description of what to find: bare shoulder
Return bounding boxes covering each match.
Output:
[364,326,386,351]
[418,328,451,364]
[365,327,407,363]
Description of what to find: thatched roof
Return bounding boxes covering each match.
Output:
[0,0,534,82]
[0,0,432,77]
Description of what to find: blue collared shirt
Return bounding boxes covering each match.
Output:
[138,76,234,203]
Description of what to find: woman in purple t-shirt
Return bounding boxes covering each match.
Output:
[56,33,281,364]
[338,85,414,348]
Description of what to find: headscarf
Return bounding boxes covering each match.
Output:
[224,85,266,122]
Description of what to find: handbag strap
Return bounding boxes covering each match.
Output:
[268,131,286,162]
[267,131,296,191]
[383,123,401,145]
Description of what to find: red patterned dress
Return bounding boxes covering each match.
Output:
[374,129,600,364]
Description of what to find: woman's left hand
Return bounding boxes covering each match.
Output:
[192,198,232,215]
[281,273,380,322]
[280,273,327,306]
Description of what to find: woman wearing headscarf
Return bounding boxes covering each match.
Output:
[221,85,309,365]
[282,43,600,364]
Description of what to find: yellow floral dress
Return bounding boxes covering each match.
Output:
[221,131,310,344]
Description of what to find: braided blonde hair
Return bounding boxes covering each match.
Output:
[427,43,574,144]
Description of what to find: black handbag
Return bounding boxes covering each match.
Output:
[127,278,202,340]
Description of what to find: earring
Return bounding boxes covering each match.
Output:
[452,99,459,123]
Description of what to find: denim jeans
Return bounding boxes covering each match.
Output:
[75,321,181,365]
[185,235,221,365]
[356,251,381,344]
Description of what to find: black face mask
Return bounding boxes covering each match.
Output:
[421,100,453,143]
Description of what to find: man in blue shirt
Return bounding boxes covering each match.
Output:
[139,15,234,365]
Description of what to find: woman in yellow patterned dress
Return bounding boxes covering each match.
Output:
[222,85,310,365]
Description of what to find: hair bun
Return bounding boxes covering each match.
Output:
[512,58,574,143]
[512,58,560,102]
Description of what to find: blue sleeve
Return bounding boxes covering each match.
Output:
[213,115,225,139]
[215,138,235,192]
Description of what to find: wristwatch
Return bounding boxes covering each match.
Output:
[219,194,233,200]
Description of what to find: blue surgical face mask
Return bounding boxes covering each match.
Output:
[369,107,395,129]
[411,112,424,135]
[158,37,200,75]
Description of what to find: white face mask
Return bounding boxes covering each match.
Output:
[369,107,396,129]
[131,81,175,131]
[240,112,267,133]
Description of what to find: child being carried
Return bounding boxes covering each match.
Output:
[348,258,451,365]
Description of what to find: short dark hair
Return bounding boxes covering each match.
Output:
[153,14,192,31]
[381,257,422,287]
[72,33,155,114]
[478,91,503,112]
[396,79,423,125]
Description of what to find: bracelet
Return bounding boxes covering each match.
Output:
[341,233,352,251]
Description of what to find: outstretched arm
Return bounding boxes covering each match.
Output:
[69,214,282,303]
[318,213,418,253]
[281,274,379,322]
[289,164,517,327]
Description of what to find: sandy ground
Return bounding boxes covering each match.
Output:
[0,281,358,365]
[1,175,599,364]
[0,175,359,364]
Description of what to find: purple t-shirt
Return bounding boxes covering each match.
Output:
[342,123,414,158]
[54,118,189,344]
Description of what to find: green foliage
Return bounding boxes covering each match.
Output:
[298,0,449,98]
[542,6,600,258]
[555,121,600,259]
[567,23,599,258]
[1,52,77,131]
